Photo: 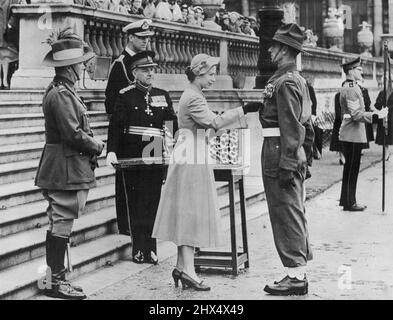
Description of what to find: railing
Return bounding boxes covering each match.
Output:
[10,4,384,90]
[80,8,259,78]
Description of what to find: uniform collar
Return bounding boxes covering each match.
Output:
[125,47,136,57]
[269,62,297,83]
[53,75,75,89]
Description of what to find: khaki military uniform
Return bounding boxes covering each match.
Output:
[259,63,314,268]
[35,76,103,236]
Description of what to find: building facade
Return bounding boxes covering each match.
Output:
[224,0,390,56]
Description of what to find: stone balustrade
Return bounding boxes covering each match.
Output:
[10,4,383,91]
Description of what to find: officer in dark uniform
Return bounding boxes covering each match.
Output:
[105,19,154,115]
[106,51,178,264]
[338,57,388,211]
[35,28,105,299]
[104,19,154,237]
[259,24,314,296]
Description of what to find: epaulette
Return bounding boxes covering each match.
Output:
[119,84,136,94]
[286,71,294,78]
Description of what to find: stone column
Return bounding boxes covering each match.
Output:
[389,0,393,33]
[328,0,337,8]
[255,0,284,89]
[241,0,250,17]
[11,7,85,89]
[374,0,383,56]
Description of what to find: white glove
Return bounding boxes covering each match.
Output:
[106,152,118,168]
[376,107,389,119]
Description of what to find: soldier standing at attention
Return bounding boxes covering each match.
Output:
[104,19,154,236]
[106,51,178,265]
[105,19,154,115]
[338,57,388,211]
[259,24,314,296]
[35,28,105,300]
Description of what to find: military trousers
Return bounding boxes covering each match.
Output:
[339,142,362,208]
[116,168,163,257]
[261,140,313,268]
[43,189,89,237]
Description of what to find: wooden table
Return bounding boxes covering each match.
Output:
[194,165,250,276]
[113,158,250,276]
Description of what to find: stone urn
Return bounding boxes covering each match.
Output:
[322,7,344,51]
[357,21,374,57]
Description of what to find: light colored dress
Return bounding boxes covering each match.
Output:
[152,84,247,248]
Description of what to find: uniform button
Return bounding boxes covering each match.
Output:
[150,123,153,127]
[135,107,138,110]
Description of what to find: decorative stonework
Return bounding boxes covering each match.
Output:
[322,7,344,51]
[357,21,374,57]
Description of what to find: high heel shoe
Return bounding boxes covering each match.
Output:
[172,268,182,287]
[180,272,211,291]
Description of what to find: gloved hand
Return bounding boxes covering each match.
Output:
[96,139,106,155]
[106,152,118,168]
[279,169,296,188]
[90,154,99,171]
[242,102,263,114]
[375,107,389,119]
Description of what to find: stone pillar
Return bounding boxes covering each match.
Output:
[328,0,337,8]
[255,0,284,89]
[11,8,85,89]
[374,0,383,56]
[241,0,250,17]
[389,0,393,33]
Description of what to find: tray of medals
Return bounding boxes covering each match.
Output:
[208,128,250,172]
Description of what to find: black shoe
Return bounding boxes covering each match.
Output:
[264,275,308,296]
[132,250,144,264]
[145,251,158,265]
[44,280,86,300]
[172,268,182,287]
[343,204,366,211]
[180,272,211,291]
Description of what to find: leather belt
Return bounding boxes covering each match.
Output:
[262,127,281,137]
[125,126,164,137]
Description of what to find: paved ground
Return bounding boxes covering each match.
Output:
[83,144,393,301]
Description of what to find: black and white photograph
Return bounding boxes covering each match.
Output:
[0,0,393,309]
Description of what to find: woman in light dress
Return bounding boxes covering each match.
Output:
[152,53,261,291]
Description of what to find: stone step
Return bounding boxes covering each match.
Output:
[0,151,107,184]
[0,101,43,114]
[0,111,108,129]
[0,184,115,238]
[0,135,107,165]
[0,165,115,209]
[0,122,108,147]
[0,234,131,300]
[0,206,117,272]
[0,90,44,102]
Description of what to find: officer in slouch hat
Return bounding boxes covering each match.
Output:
[106,51,178,265]
[259,23,314,296]
[35,28,105,300]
